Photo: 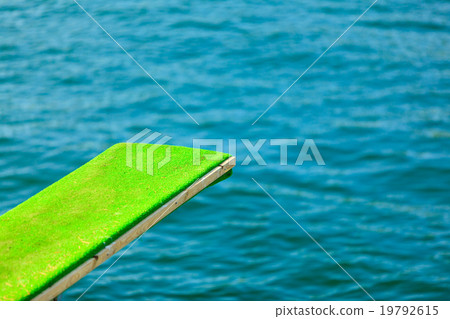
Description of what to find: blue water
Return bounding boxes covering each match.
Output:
[1,0,449,300]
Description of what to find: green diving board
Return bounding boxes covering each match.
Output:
[0,143,235,301]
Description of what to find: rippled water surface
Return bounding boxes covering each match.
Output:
[1,0,449,300]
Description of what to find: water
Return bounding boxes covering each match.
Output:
[1,0,449,300]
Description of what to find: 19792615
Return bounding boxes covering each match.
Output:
[380,305,438,316]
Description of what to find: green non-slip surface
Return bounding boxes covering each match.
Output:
[0,143,230,300]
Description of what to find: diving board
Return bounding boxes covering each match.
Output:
[0,143,235,301]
